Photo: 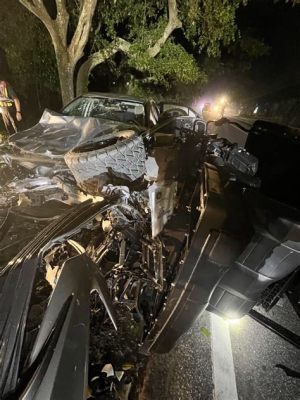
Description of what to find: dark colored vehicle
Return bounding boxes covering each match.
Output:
[0,94,299,399]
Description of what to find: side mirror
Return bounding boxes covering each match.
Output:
[193,119,205,134]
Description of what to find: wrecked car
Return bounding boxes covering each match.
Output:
[0,93,299,399]
[0,92,200,206]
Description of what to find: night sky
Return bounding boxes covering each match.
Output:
[236,0,300,100]
[200,0,300,104]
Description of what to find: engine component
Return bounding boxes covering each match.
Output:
[207,137,258,176]
[148,182,177,237]
[225,146,258,175]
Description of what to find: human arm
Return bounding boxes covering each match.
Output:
[7,84,22,121]
[13,97,22,121]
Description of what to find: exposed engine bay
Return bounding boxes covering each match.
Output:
[0,115,299,399]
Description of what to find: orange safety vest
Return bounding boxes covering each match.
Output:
[0,82,13,107]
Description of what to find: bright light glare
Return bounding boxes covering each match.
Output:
[222,313,245,329]
[225,318,241,325]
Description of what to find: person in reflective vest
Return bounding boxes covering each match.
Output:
[0,80,22,133]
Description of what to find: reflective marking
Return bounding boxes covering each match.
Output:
[211,314,238,400]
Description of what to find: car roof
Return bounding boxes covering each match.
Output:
[81,92,146,104]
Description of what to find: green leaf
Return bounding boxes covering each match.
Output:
[200,326,211,337]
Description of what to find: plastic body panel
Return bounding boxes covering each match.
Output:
[141,163,300,354]
[141,163,248,354]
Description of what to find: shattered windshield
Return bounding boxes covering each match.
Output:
[62,96,145,125]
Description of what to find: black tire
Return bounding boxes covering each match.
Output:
[65,135,146,190]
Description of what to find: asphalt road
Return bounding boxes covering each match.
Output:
[208,116,254,147]
[141,303,300,400]
[140,116,300,400]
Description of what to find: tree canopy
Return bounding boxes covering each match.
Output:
[16,0,248,105]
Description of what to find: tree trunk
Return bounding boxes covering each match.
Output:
[56,50,75,106]
[76,38,132,96]
[19,0,98,105]
[76,60,91,97]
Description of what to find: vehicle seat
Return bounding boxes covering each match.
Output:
[208,190,300,319]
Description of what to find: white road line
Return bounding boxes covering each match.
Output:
[211,313,239,400]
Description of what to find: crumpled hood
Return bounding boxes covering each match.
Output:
[9,109,131,158]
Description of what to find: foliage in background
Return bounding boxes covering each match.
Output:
[90,0,247,91]
[17,0,249,104]
[1,0,271,109]
[128,41,205,88]
[180,0,248,55]
[0,1,58,99]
